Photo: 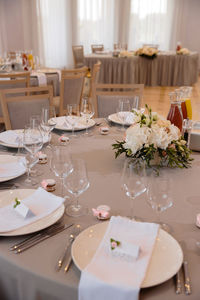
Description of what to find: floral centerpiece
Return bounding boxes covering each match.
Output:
[176,47,190,55]
[135,46,158,59]
[112,105,192,169]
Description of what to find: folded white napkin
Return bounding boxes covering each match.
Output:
[57,116,87,129]
[0,157,26,178]
[79,216,159,300]
[0,188,64,232]
[0,130,49,146]
[31,71,47,86]
[117,112,134,125]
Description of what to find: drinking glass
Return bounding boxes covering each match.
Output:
[50,146,73,198]
[65,159,90,217]
[121,159,146,220]
[146,168,173,232]
[117,99,130,131]
[41,106,57,145]
[23,126,43,185]
[80,97,94,135]
[66,104,79,138]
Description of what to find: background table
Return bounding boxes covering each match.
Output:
[85,52,199,86]
[0,123,200,300]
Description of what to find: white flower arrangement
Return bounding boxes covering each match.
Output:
[176,47,190,55]
[135,46,158,59]
[112,105,192,169]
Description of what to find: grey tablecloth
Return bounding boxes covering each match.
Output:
[0,123,200,300]
[85,52,199,86]
[30,73,60,96]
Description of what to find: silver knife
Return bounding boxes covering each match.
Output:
[180,241,192,295]
[14,223,73,254]
[10,222,63,251]
[56,234,74,271]
[175,268,182,294]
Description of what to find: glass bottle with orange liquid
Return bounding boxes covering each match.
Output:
[178,88,188,119]
[167,92,183,132]
[184,86,192,120]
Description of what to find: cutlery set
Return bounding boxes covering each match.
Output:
[175,241,192,295]
[10,223,73,254]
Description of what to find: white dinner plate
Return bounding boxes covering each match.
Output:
[55,116,96,131]
[108,112,135,126]
[0,155,26,183]
[0,129,49,149]
[0,189,65,236]
[71,222,183,288]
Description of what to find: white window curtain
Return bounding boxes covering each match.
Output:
[77,0,115,53]
[128,0,174,50]
[36,0,73,68]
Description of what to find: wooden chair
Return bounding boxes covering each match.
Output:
[91,44,104,53]
[59,66,88,116]
[89,61,101,97]
[92,83,144,118]
[0,72,30,124]
[7,51,17,60]
[72,45,84,68]
[0,86,53,130]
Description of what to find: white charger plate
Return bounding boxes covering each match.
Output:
[0,155,26,183]
[108,112,134,126]
[0,129,49,149]
[71,222,183,288]
[0,189,65,236]
[55,116,95,131]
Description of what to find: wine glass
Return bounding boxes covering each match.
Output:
[64,159,90,217]
[117,99,130,131]
[50,146,73,198]
[23,126,43,185]
[80,97,94,135]
[66,104,79,138]
[146,168,173,232]
[121,158,146,220]
[41,106,57,145]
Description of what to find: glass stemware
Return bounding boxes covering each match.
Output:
[121,159,146,220]
[66,104,79,138]
[117,99,130,131]
[23,126,43,185]
[41,106,57,145]
[50,146,73,198]
[146,168,173,232]
[80,97,94,135]
[65,159,90,217]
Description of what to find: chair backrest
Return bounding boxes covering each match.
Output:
[59,66,88,116]
[0,86,53,130]
[0,72,30,123]
[72,45,84,68]
[114,43,128,51]
[89,61,101,97]
[7,51,17,60]
[91,44,104,53]
[93,83,144,118]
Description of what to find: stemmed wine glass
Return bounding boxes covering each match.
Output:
[117,99,130,131]
[23,125,43,185]
[50,146,73,198]
[121,158,146,220]
[66,104,79,138]
[41,106,57,145]
[64,159,90,217]
[80,97,95,136]
[146,168,173,232]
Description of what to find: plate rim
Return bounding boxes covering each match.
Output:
[55,117,96,131]
[0,189,65,236]
[0,154,26,182]
[71,222,183,288]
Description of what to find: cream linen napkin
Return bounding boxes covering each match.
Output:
[78,216,159,300]
[0,157,26,178]
[0,130,49,146]
[31,71,47,86]
[0,188,64,232]
[57,116,87,130]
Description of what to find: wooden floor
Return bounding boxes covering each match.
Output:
[142,76,200,120]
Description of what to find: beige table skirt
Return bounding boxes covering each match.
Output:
[0,124,200,300]
[85,52,199,86]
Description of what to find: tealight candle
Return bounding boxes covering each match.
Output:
[38,153,47,164]
[99,126,109,135]
[41,179,56,192]
[92,205,111,220]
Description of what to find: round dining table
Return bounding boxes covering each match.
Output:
[0,121,200,300]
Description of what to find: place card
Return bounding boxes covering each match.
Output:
[13,199,30,218]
